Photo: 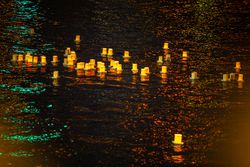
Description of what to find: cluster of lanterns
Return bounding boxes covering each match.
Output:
[10,35,244,85]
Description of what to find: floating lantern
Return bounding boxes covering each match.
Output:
[161,66,167,74]
[235,62,241,69]
[229,73,236,81]
[41,56,47,66]
[238,74,244,82]
[99,66,107,73]
[132,63,138,74]
[63,58,68,66]
[70,51,77,61]
[182,51,188,59]
[84,63,91,71]
[17,54,24,62]
[65,47,71,56]
[140,68,147,77]
[89,59,96,67]
[76,70,84,77]
[123,51,130,58]
[11,54,18,61]
[52,55,59,63]
[157,56,163,64]
[52,71,59,79]
[101,48,107,56]
[221,74,229,82]
[190,72,198,80]
[33,56,38,64]
[165,54,171,61]
[27,55,33,63]
[116,64,122,74]
[144,67,150,75]
[67,60,74,66]
[76,62,85,70]
[163,42,169,50]
[75,35,80,43]
[172,134,184,145]
[113,61,119,69]
[107,48,113,57]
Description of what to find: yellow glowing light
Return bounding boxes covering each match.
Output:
[132,63,138,74]
[238,74,244,82]
[12,54,18,61]
[123,51,130,58]
[157,56,163,64]
[52,71,59,79]
[52,55,58,63]
[163,42,169,50]
[75,35,80,42]
[144,67,150,75]
[221,74,229,82]
[235,62,241,69]
[27,56,33,63]
[76,62,85,70]
[101,48,107,56]
[161,66,167,74]
[41,56,47,65]
[190,72,198,80]
[182,51,188,58]
[18,54,24,62]
[107,48,113,56]
[172,134,184,145]
[33,56,38,64]
[140,68,147,76]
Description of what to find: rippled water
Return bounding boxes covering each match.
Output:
[0,0,250,166]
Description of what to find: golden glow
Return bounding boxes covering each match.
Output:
[238,74,244,82]
[163,42,169,49]
[172,134,184,145]
[161,66,167,74]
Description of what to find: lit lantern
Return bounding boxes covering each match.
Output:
[221,74,229,82]
[52,71,59,79]
[17,54,24,62]
[190,72,198,80]
[76,62,85,70]
[107,48,113,57]
[140,68,147,77]
[235,62,241,69]
[132,63,138,74]
[11,54,18,61]
[65,47,71,55]
[157,56,163,64]
[63,58,68,66]
[109,60,115,67]
[172,134,184,145]
[123,51,130,58]
[116,64,122,74]
[97,61,103,69]
[238,74,244,82]
[67,60,74,66]
[113,61,119,69]
[27,55,33,63]
[161,66,167,74]
[163,42,169,50]
[76,70,84,77]
[33,56,38,64]
[165,54,171,61]
[101,48,107,56]
[89,59,96,66]
[41,56,47,65]
[52,55,59,63]
[99,66,107,73]
[229,73,236,81]
[25,53,31,62]
[75,35,80,43]
[144,67,150,75]
[182,51,188,58]
[70,51,77,61]
[84,63,91,70]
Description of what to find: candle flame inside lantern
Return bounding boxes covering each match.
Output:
[238,74,244,82]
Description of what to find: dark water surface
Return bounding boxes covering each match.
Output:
[0,0,250,166]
